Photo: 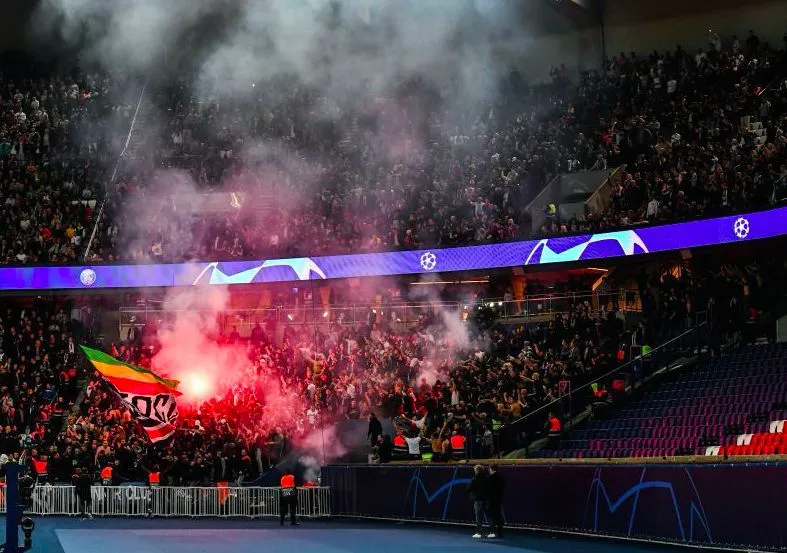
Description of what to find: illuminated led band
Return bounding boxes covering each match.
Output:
[0,209,779,290]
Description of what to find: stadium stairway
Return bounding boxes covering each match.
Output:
[535,343,787,460]
[121,88,158,165]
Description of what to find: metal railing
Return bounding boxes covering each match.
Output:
[471,288,640,321]
[495,319,708,456]
[118,289,640,338]
[119,301,464,338]
[0,485,330,518]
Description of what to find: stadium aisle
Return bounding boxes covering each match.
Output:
[17,517,683,553]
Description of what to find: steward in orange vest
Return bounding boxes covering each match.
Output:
[449,433,466,459]
[100,465,113,486]
[279,472,298,526]
[32,458,48,481]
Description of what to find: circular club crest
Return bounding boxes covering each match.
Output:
[420,252,437,271]
[733,217,750,239]
[79,268,97,286]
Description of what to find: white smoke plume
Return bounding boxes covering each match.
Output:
[299,455,322,484]
[408,275,481,386]
[31,0,218,72]
[32,0,540,261]
[28,0,535,469]
[32,0,532,114]
[298,424,349,477]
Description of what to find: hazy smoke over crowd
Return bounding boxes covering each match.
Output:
[411,280,480,386]
[33,0,534,260]
[30,0,517,460]
[33,0,529,106]
[150,286,243,402]
[143,285,355,465]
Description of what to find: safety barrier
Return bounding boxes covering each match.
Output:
[0,485,330,518]
[325,463,787,550]
[119,288,641,338]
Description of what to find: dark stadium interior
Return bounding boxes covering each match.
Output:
[1,0,787,552]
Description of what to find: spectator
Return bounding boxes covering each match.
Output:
[467,464,491,539]
[487,465,505,538]
[367,412,382,446]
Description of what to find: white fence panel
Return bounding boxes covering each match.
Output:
[0,486,330,518]
[32,485,78,515]
[94,486,151,516]
[298,487,331,518]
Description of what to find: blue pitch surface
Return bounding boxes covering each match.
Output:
[5,517,687,553]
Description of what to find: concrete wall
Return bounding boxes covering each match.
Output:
[0,2,37,54]
[514,0,786,83]
[777,314,787,343]
[604,0,787,56]
[514,26,603,83]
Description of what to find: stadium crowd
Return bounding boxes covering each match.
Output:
[0,64,139,264]
[11,250,780,485]
[0,302,82,470]
[2,34,785,265]
[542,35,787,235]
[83,31,787,262]
[54,299,620,484]
[0,29,785,485]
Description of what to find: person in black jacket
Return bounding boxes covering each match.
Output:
[466,464,490,538]
[378,435,393,464]
[72,467,93,520]
[367,413,383,446]
[487,466,505,538]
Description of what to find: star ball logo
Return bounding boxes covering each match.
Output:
[733,217,750,239]
[420,252,437,271]
[79,268,97,286]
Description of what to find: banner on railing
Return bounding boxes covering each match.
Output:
[0,485,330,518]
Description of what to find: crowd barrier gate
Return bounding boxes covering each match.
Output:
[0,485,331,518]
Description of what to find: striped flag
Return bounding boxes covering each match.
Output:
[81,345,181,443]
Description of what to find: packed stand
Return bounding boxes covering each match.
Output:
[2,36,785,265]
[541,32,787,235]
[94,75,539,262]
[0,59,138,264]
[82,32,786,263]
[0,302,86,479]
[59,293,636,484]
[38,252,774,481]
